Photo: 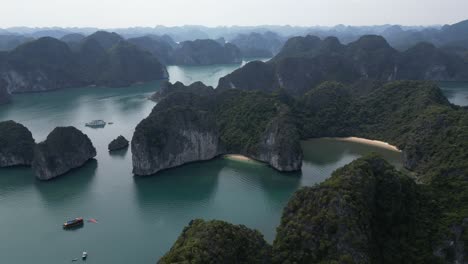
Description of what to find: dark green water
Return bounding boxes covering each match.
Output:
[0,65,402,263]
[440,81,468,106]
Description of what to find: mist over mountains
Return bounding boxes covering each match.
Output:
[1,19,468,50]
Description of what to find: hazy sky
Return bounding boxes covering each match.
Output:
[1,0,467,28]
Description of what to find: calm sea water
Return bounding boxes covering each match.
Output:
[167,58,269,87]
[0,64,403,263]
[440,81,468,106]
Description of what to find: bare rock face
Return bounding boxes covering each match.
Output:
[108,135,129,151]
[255,112,303,171]
[132,106,222,176]
[32,126,96,180]
[0,120,35,167]
[133,82,303,175]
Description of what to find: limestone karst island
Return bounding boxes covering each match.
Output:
[0,0,467,263]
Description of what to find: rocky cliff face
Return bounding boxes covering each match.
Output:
[32,126,96,180]
[108,135,129,151]
[252,109,302,171]
[132,105,222,176]
[158,219,272,264]
[0,120,35,167]
[133,82,302,175]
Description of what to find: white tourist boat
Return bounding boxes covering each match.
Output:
[85,120,106,127]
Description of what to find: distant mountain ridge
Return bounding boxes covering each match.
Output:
[218,35,468,96]
[0,32,168,93]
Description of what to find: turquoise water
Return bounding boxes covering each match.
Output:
[0,65,402,263]
[439,81,468,106]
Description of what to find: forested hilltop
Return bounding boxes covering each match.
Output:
[0,31,168,93]
[219,35,468,96]
[148,78,467,263]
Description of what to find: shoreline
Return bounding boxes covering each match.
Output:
[223,154,255,162]
[318,137,401,152]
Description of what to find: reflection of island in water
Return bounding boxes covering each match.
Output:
[300,138,403,186]
[132,159,223,212]
[34,159,98,206]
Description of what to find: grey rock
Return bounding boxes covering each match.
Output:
[134,82,302,175]
[32,126,96,180]
[132,106,222,176]
[0,120,35,167]
[108,135,129,151]
[255,111,303,171]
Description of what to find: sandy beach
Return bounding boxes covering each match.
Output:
[223,154,255,162]
[321,137,401,152]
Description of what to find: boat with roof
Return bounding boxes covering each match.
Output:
[63,217,84,229]
[85,120,106,128]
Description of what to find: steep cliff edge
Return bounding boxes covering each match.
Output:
[0,120,35,167]
[132,82,303,175]
[32,127,96,180]
[158,219,272,264]
[132,104,222,176]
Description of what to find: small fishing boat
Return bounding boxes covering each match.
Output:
[63,217,84,229]
[82,251,88,260]
[85,120,106,128]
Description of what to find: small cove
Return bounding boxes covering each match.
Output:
[0,62,415,263]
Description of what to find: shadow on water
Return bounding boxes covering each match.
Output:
[0,166,35,196]
[34,159,98,206]
[62,224,84,232]
[220,158,302,202]
[132,159,224,211]
[109,148,129,159]
[302,139,402,168]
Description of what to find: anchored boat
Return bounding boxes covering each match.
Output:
[85,120,106,128]
[63,217,84,229]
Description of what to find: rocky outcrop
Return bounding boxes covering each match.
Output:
[158,219,272,264]
[273,155,435,263]
[132,105,222,175]
[0,120,35,167]
[108,135,129,151]
[172,39,242,65]
[32,127,96,180]
[255,111,302,171]
[133,82,302,175]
